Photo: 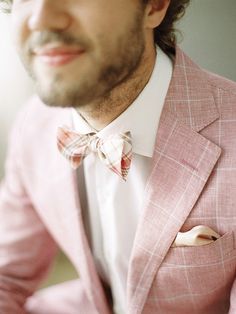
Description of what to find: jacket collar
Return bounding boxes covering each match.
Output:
[163,46,219,132]
[127,46,221,313]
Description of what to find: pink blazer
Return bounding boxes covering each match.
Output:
[1,47,236,314]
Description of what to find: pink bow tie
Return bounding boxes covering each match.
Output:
[57,126,132,181]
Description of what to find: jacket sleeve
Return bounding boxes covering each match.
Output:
[25,279,95,314]
[0,110,58,313]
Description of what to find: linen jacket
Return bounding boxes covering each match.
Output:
[1,47,236,314]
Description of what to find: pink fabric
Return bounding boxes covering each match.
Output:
[25,279,95,314]
[1,47,236,314]
[57,126,132,180]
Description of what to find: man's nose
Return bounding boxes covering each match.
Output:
[28,0,71,32]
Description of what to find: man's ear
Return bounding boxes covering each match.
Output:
[144,0,171,30]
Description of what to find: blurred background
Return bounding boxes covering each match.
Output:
[0,0,236,290]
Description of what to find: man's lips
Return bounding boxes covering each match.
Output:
[32,46,85,66]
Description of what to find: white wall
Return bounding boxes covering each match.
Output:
[0,15,34,178]
[0,0,236,178]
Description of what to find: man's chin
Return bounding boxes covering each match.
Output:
[36,89,69,108]
[36,87,92,108]
[38,96,74,108]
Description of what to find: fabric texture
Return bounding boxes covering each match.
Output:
[0,47,236,314]
[57,126,132,181]
[26,279,96,314]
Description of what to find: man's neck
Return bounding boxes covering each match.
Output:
[76,46,157,131]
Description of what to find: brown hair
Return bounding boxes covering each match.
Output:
[1,0,190,56]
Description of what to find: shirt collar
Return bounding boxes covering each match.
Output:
[71,46,173,157]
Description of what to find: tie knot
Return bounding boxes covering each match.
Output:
[57,126,132,180]
[88,135,101,153]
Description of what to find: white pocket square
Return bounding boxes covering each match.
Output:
[171,225,220,247]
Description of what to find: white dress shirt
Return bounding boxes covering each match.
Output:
[71,46,173,314]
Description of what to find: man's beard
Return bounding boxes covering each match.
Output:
[20,11,145,109]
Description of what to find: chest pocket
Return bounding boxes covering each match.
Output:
[146,232,236,314]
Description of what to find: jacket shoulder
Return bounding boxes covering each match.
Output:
[202,70,236,119]
[203,70,236,95]
[7,95,71,159]
[10,95,70,138]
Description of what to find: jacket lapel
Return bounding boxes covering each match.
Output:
[127,48,221,313]
[31,102,111,314]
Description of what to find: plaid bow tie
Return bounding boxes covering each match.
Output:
[57,126,132,181]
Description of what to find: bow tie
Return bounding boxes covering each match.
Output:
[57,126,132,181]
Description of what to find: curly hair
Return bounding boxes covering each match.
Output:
[151,0,190,56]
[1,0,190,56]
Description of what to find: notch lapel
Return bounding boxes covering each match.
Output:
[28,101,111,314]
[52,115,111,314]
[127,48,222,313]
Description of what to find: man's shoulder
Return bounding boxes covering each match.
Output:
[9,95,71,144]
[203,71,236,117]
[175,47,236,117]
[203,70,236,96]
[176,46,236,96]
[17,95,64,123]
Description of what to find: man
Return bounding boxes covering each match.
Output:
[0,0,236,313]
